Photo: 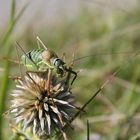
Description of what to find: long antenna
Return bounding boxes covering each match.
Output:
[73,50,140,62]
[36,36,48,50]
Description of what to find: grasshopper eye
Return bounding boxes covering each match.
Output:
[53,58,65,68]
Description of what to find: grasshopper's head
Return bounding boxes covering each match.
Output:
[52,58,66,76]
[53,58,65,69]
[42,50,65,74]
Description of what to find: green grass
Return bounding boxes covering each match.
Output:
[0,1,29,140]
[1,1,140,140]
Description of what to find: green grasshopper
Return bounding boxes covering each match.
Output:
[16,36,77,87]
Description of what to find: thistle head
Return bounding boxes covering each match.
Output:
[10,71,76,139]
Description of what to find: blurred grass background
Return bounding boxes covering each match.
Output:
[1,0,140,140]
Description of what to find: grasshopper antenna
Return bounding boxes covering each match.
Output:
[36,36,48,50]
[73,50,140,62]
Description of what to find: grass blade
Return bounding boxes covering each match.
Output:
[0,1,29,140]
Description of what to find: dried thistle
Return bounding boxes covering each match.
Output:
[10,71,76,139]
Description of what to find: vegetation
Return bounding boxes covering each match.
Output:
[1,1,140,140]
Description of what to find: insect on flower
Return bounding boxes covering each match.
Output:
[16,36,77,86]
[10,71,78,139]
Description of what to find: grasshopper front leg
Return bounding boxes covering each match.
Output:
[65,67,77,85]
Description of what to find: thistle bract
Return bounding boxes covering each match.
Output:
[10,72,76,138]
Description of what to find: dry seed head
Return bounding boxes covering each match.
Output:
[10,72,76,138]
